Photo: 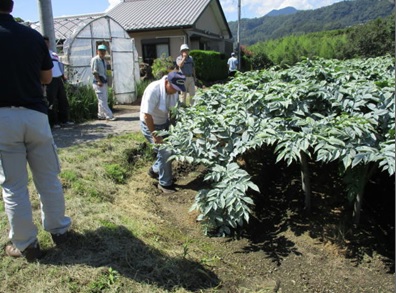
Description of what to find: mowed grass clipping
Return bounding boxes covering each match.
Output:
[0,133,221,293]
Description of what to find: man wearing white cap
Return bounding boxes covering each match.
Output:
[90,44,116,121]
[176,44,196,106]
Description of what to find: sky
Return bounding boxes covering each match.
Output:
[13,0,345,23]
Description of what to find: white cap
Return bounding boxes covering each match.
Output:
[180,44,189,51]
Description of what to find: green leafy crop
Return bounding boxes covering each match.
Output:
[163,56,395,233]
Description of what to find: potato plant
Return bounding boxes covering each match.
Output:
[162,56,395,234]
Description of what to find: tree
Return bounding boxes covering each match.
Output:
[343,16,395,58]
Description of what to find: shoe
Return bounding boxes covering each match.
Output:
[107,117,117,121]
[53,124,61,129]
[97,116,106,120]
[158,184,176,194]
[51,231,69,246]
[148,167,159,179]
[5,240,43,262]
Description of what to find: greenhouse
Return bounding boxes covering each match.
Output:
[33,15,140,104]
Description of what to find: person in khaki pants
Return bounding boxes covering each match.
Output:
[176,44,196,106]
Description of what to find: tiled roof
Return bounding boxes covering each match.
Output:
[31,0,231,39]
[106,0,212,31]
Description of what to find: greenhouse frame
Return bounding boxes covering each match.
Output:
[33,15,140,104]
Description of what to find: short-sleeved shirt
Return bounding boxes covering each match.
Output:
[49,50,63,78]
[90,55,107,82]
[140,79,178,125]
[227,57,238,72]
[176,55,194,76]
[0,14,53,114]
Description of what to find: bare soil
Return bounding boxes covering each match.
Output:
[53,105,395,292]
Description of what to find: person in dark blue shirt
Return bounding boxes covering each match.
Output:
[176,44,196,106]
[0,0,72,262]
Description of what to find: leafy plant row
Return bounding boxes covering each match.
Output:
[163,56,395,235]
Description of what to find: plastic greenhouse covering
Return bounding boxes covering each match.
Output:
[61,16,140,104]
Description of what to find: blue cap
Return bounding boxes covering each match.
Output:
[98,44,107,51]
[167,71,186,92]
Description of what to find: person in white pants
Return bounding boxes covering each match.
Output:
[91,44,116,121]
[0,108,72,259]
[0,0,72,262]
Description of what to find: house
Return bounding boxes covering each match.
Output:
[29,0,233,103]
[32,0,233,64]
[106,0,233,64]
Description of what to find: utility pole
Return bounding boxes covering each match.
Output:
[237,0,241,70]
[38,0,56,51]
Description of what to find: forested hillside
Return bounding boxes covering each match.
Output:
[229,0,395,46]
[266,6,297,17]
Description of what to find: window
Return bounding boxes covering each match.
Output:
[142,38,169,65]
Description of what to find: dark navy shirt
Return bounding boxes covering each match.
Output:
[0,14,53,114]
[176,55,194,76]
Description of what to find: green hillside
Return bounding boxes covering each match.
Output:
[229,0,395,46]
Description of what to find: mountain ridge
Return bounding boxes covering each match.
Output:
[266,6,298,17]
[228,0,395,46]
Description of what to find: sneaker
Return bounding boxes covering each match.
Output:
[5,240,43,262]
[97,116,106,120]
[51,231,69,246]
[148,167,159,179]
[107,117,117,121]
[158,184,177,194]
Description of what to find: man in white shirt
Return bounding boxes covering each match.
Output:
[227,52,239,77]
[140,71,186,193]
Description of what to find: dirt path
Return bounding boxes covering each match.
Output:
[52,105,141,148]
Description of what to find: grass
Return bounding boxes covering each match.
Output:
[0,131,393,292]
[0,133,221,293]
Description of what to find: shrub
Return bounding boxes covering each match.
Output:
[65,84,97,122]
[249,52,274,70]
[136,79,150,99]
[65,83,114,122]
[152,54,175,79]
[190,50,228,82]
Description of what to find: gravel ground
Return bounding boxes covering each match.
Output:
[52,105,141,148]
